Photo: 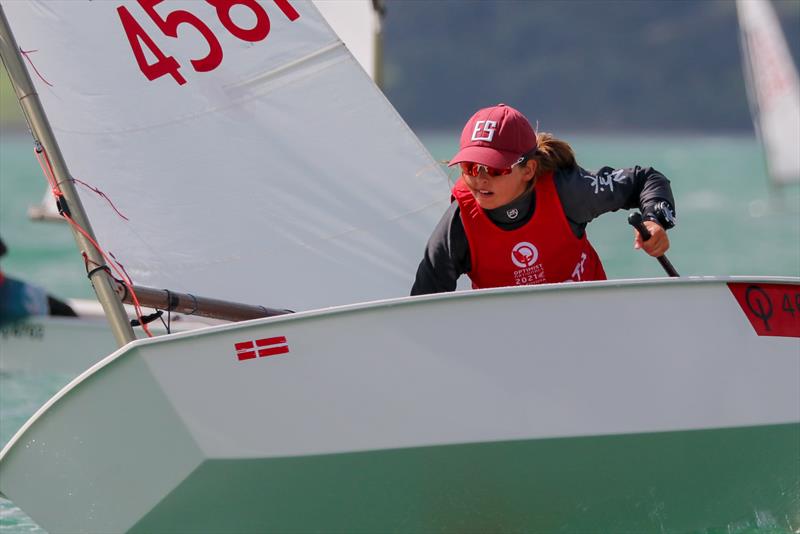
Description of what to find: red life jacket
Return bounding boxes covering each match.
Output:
[452,171,607,289]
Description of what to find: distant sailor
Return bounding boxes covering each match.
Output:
[0,236,77,324]
[411,103,676,294]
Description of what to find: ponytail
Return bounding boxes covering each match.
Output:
[530,132,576,177]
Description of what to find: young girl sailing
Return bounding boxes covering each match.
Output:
[412,103,676,294]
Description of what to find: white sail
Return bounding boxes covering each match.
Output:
[736,0,800,186]
[2,0,447,312]
[25,0,384,221]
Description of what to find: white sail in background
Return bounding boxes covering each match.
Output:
[736,0,800,187]
[313,0,381,82]
[2,0,447,311]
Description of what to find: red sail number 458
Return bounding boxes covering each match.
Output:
[117,0,300,85]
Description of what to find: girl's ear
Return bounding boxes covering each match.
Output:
[523,159,537,183]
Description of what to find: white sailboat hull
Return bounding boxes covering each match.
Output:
[0,314,115,375]
[1,277,798,532]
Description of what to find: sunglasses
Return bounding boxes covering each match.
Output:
[459,156,527,178]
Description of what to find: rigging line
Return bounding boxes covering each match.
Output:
[156,309,169,334]
[67,212,153,337]
[37,142,129,222]
[35,143,151,336]
[186,294,198,316]
[19,48,53,87]
[161,289,172,334]
[71,178,129,221]
[33,143,61,198]
[109,251,152,337]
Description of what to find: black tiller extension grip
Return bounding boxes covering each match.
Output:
[628,212,680,277]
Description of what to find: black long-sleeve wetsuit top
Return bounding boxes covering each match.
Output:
[410,165,674,295]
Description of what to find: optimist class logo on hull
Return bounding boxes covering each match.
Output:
[235,336,289,361]
[728,283,800,338]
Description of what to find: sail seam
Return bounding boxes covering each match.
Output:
[225,41,344,91]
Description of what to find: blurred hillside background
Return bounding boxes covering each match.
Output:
[2,0,799,134]
[379,0,800,133]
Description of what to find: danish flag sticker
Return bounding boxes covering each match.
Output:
[235,336,289,361]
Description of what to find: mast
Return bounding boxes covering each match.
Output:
[0,5,135,346]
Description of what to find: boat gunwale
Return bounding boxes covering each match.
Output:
[1,274,798,466]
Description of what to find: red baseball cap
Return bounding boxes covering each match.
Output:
[449,104,537,169]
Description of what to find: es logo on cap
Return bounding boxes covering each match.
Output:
[471,120,497,142]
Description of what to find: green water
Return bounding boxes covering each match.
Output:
[1,131,798,532]
[129,423,799,533]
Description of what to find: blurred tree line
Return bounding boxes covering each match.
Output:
[382,0,800,133]
[1,0,797,134]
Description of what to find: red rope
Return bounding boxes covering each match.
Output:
[34,144,152,337]
[66,217,152,338]
[71,178,129,221]
[34,145,62,201]
[19,48,54,87]
[36,148,129,221]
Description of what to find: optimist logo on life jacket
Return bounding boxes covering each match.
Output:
[471,120,497,142]
[511,242,539,268]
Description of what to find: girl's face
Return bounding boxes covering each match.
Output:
[461,160,537,210]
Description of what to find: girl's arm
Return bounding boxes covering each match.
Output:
[556,165,675,226]
[556,165,675,257]
[411,202,470,295]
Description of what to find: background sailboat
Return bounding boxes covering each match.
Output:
[736,0,800,189]
[0,0,797,531]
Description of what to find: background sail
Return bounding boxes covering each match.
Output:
[2,0,448,311]
[313,0,381,84]
[736,0,800,187]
